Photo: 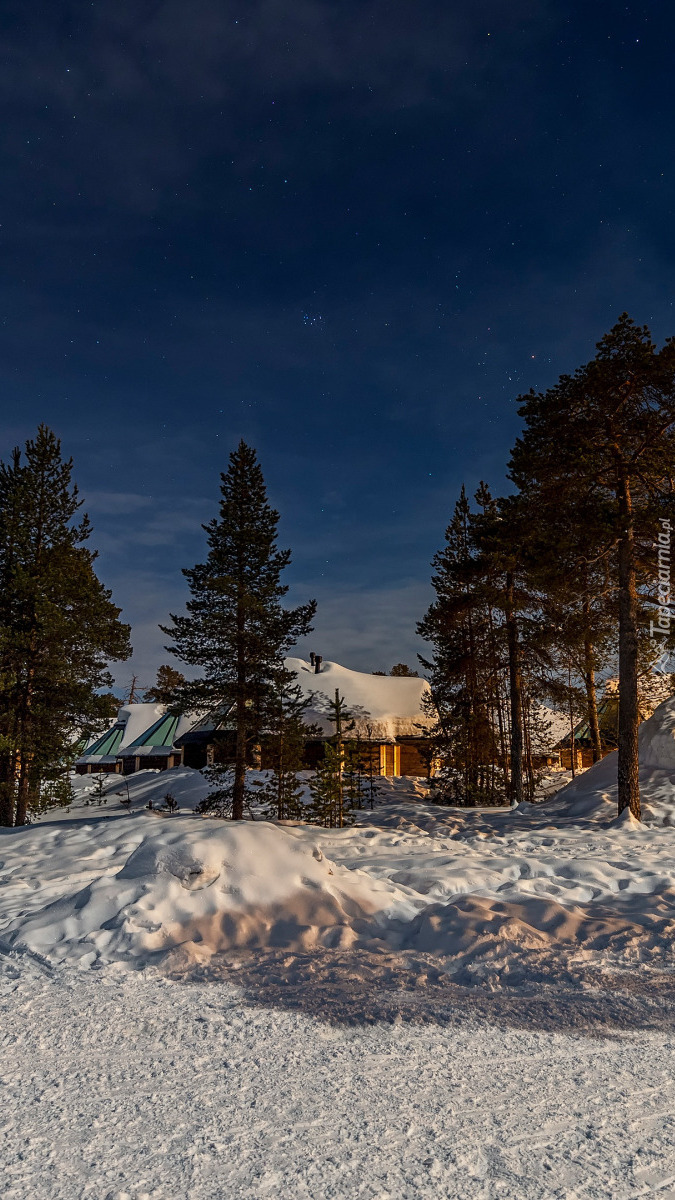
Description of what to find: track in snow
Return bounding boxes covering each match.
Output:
[2,962,675,1200]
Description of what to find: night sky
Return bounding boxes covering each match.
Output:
[1,2,671,689]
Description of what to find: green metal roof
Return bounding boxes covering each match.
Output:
[559,695,619,750]
[122,712,180,752]
[82,724,124,757]
[174,706,234,746]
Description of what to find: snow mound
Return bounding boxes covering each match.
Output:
[70,765,211,812]
[549,695,675,826]
[1,820,416,968]
[3,791,675,984]
[638,694,675,769]
[5,703,675,983]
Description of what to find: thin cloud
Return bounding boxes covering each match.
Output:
[0,1,554,212]
[83,491,155,516]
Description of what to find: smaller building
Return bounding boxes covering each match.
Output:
[116,710,196,775]
[75,704,186,775]
[555,686,627,769]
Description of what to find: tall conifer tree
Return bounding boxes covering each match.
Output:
[510,316,675,818]
[162,441,315,820]
[418,486,508,805]
[0,427,131,825]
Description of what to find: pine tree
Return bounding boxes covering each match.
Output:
[362,724,383,808]
[470,491,556,807]
[144,664,187,704]
[33,772,75,818]
[307,741,344,827]
[91,774,108,806]
[533,550,617,766]
[162,441,315,820]
[420,484,561,807]
[510,315,675,818]
[0,427,131,826]
[343,734,368,811]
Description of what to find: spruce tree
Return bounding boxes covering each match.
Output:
[362,724,383,808]
[418,486,507,806]
[308,689,354,827]
[343,735,368,811]
[471,491,557,806]
[420,485,558,807]
[307,741,344,827]
[0,426,131,825]
[254,672,316,821]
[162,441,315,820]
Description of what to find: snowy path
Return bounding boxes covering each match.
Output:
[2,959,675,1200]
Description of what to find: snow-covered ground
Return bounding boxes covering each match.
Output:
[4,962,675,1200]
[3,701,675,1198]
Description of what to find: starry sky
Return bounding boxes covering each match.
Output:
[1,1,672,690]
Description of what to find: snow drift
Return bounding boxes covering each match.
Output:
[541,693,675,826]
[2,695,675,984]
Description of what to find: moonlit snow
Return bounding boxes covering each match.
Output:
[3,700,675,1197]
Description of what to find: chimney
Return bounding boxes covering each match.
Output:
[309,652,315,667]
[314,655,323,674]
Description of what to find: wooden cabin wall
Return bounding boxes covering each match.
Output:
[399,740,433,777]
[264,736,434,778]
[559,747,612,770]
[185,733,436,778]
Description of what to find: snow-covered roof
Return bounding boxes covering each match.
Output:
[286,657,432,740]
[535,704,577,753]
[118,710,199,758]
[76,704,167,765]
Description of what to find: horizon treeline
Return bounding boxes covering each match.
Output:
[419,315,675,820]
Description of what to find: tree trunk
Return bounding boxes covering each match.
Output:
[568,662,576,778]
[14,754,32,826]
[505,571,524,806]
[232,698,246,821]
[0,754,14,826]
[583,638,603,763]
[580,584,603,763]
[522,691,535,802]
[616,467,641,819]
[335,689,344,828]
[232,570,247,821]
